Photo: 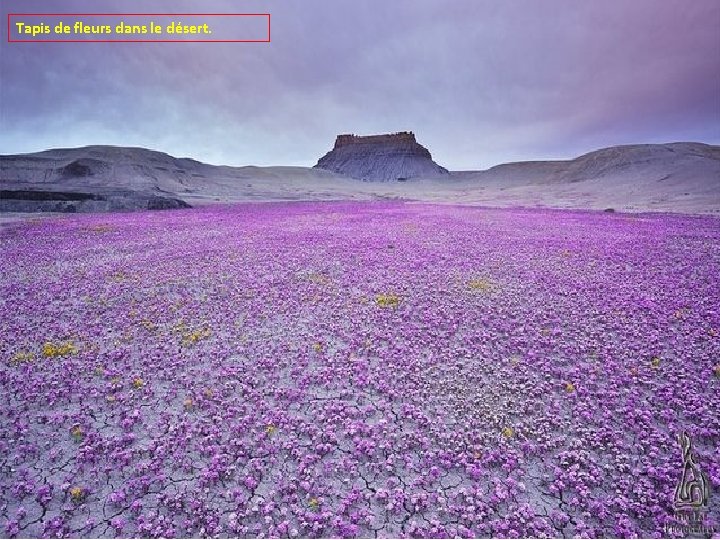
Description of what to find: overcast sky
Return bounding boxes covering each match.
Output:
[1,0,718,169]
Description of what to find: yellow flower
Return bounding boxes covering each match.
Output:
[183,398,193,409]
[713,364,720,378]
[42,342,58,357]
[375,294,400,308]
[565,382,576,393]
[181,327,211,346]
[140,320,157,331]
[651,357,661,368]
[266,424,277,435]
[172,321,187,333]
[106,395,116,403]
[11,351,35,364]
[69,487,84,502]
[132,378,144,389]
[42,341,77,358]
[312,342,323,352]
[70,426,84,441]
[308,497,319,509]
[307,273,329,284]
[468,279,491,291]
[502,427,514,438]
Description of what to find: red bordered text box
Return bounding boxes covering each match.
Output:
[7,13,271,43]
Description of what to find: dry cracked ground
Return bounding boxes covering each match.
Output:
[1,202,719,538]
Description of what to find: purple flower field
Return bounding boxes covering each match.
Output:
[1,202,719,538]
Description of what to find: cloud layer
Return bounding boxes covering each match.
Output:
[1,0,718,169]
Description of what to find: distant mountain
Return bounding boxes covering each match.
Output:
[0,141,718,214]
[314,132,449,181]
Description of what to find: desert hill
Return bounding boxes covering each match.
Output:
[0,140,718,214]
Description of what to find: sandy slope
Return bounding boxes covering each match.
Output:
[1,142,718,214]
[442,143,720,213]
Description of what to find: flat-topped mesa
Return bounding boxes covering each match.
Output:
[334,131,417,148]
[315,131,448,181]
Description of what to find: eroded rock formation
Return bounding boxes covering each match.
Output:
[314,131,449,181]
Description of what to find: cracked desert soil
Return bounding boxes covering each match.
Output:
[1,202,718,538]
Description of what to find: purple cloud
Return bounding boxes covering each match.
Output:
[1,0,718,169]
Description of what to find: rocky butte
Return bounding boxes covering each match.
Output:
[314,131,449,181]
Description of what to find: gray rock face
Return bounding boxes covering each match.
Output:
[314,131,449,181]
[0,189,191,213]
